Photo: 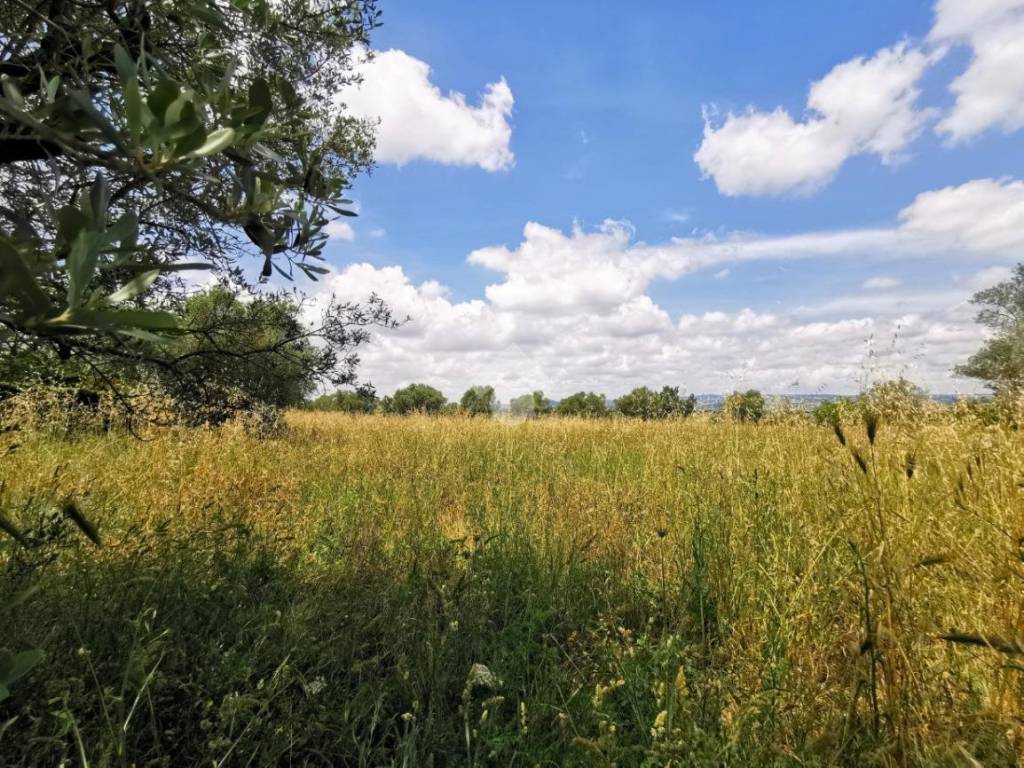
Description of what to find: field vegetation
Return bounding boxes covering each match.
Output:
[3,0,1024,763]
[2,406,1024,766]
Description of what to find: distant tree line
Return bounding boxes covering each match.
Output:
[306,383,704,419]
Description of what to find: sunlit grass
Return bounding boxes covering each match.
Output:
[2,412,1023,765]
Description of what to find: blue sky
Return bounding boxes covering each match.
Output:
[308,0,1024,399]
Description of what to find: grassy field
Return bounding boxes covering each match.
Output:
[1,412,1023,766]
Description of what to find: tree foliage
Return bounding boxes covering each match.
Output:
[614,386,696,420]
[862,377,928,421]
[509,390,550,418]
[459,385,496,416]
[155,287,390,423]
[0,0,384,417]
[812,399,845,427]
[723,390,765,423]
[381,383,447,415]
[554,391,608,418]
[956,264,1024,391]
[306,384,377,413]
[335,385,378,414]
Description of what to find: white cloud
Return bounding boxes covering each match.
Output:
[931,0,1024,141]
[325,259,985,398]
[694,43,934,196]
[324,220,355,241]
[714,268,730,279]
[897,178,1024,251]
[339,48,514,171]
[692,0,1024,196]
[679,309,779,334]
[315,179,1023,399]
[467,220,655,314]
[863,276,901,289]
[962,264,1014,290]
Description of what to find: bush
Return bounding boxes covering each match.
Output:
[305,385,378,414]
[723,390,766,423]
[862,378,930,422]
[460,386,497,417]
[382,384,448,415]
[811,398,857,427]
[509,391,551,418]
[615,386,696,420]
[554,392,608,418]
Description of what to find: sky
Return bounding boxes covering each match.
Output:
[303,0,1024,401]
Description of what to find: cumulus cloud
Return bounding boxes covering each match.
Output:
[694,43,934,196]
[693,0,1024,197]
[314,179,1023,399]
[339,48,514,171]
[467,220,655,314]
[324,220,355,241]
[324,260,986,398]
[931,0,1024,141]
[897,178,1024,251]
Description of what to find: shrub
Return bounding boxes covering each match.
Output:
[723,390,766,423]
[509,391,551,417]
[554,392,608,418]
[460,386,497,417]
[812,398,857,427]
[862,378,930,422]
[615,386,696,420]
[304,385,378,414]
[383,384,448,415]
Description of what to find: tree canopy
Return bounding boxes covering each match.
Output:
[723,390,765,423]
[0,0,385,418]
[509,390,550,417]
[554,391,608,418]
[614,386,696,420]
[956,264,1024,391]
[460,385,496,416]
[156,287,389,423]
[382,383,447,415]
[306,385,377,413]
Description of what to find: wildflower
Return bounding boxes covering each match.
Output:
[675,666,688,700]
[651,709,668,739]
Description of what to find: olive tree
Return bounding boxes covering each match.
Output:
[555,391,608,418]
[615,385,696,420]
[460,385,496,416]
[382,383,447,415]
[956,264,1024,392]
[0,0,386,418]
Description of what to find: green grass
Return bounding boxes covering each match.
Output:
[1,412,1023,766]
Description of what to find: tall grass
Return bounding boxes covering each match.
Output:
[1,412,1022,765]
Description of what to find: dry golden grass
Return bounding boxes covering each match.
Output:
[2,411,1024,765]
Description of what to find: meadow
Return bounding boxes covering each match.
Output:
[1,411,1023,766]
